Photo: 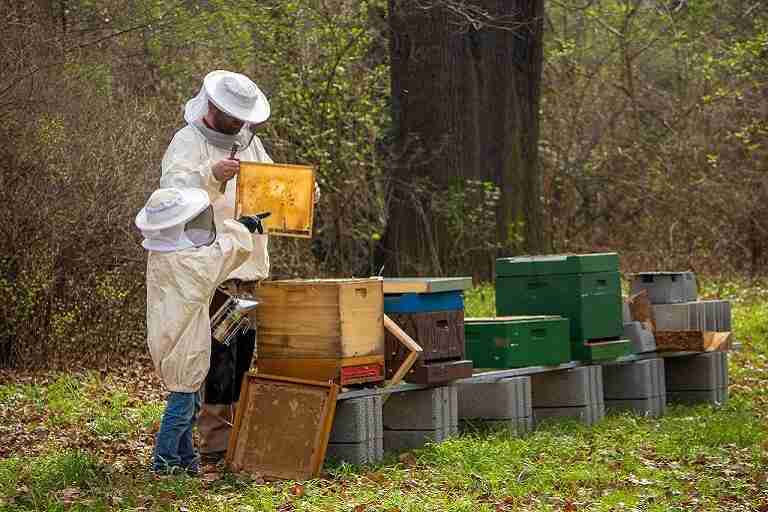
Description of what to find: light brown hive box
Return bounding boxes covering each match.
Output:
[243,278,386,385]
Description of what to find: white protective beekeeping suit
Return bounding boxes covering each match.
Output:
[136,188,256,392]
[160,70,272,282]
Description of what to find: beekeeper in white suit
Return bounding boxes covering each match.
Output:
[135,187,267,475]
[159,70,275,465]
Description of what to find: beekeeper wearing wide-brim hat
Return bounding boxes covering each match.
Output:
[136,187,267,475]
[136,187,257,393]
[158,70,275,465]
[160,70,272,283]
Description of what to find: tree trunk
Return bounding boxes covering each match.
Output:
[383,0,545,279]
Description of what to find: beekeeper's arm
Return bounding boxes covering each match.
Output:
[200,219,269,288]
[160,128,227,200]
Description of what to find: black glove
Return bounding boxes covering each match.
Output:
[236,212,271,234]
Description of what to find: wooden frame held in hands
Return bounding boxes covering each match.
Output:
[235,161,316,238]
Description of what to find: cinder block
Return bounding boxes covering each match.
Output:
[630,272,697,304]
[603,358,665,400]
[459,416,533,435]
[457,377,531,421]
[325,438,383,465]
[667,387,728,406]
[382,386,458,452]
[330,396,383,443]
[533,404,605,426]
[665,352,728,391]
[623,321,656,353]
[382,385,457,432]
[605,395,666,418]
[383,428,454,452]
[530,365,603,407]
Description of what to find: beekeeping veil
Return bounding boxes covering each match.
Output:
[135,188,217,252]
[183,70,271,150]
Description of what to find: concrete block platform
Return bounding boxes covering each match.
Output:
[602,358,666,417]
[457,377,532,435]
[604,396,666,417]
[534,404,605,425]
[667,387,728,406]
[382,385,458,452]
[326,396,383,465]
[530,365,605,426]
[665,352,729,406]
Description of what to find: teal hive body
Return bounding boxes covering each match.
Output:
[465,316,571,369]
[495,253,630,361]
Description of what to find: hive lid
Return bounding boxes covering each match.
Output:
[383,277,472,294]
[465,315,565,325]
[496,253,619,277]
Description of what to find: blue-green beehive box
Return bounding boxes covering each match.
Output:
[495,253,630,361]
[465,315,571,369]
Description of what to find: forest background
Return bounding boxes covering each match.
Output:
[1,0,766,369]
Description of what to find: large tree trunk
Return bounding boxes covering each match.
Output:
[383,0,545,279]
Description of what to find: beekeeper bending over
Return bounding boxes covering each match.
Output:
[135,187,267,475]
[159,70,273,465]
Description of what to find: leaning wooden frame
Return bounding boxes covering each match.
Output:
[235,161,315,238]
[226,373,339,481]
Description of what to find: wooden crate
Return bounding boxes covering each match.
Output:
[243,278,386,385]
[385,310,472,384]
[226,373,338,480]
[655,330,732,352]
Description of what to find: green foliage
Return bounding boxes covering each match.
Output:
[463,282,495,318]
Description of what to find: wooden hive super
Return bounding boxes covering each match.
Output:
[245,278,386,385]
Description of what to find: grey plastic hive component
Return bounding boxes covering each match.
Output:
[603,358,665,400]
[530,365,603,407]
[653,300,732,331]
[623,321,657,353]
[630,272,697,304]
[622,302,631,323]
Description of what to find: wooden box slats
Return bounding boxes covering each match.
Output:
[252,278,384,359]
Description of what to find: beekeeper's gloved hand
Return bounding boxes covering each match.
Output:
[237,213,270,234]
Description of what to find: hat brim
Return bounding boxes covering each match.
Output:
[204,70,271,124]
[135,188,210,232]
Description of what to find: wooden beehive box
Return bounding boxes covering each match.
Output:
[236,162,315,238]
[245,278,386,385]
[226,373,338,481]
[383,277,474,384]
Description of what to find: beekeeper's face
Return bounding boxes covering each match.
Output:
[208,102,245,135]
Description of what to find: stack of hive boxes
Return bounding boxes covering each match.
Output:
[628,272,731,405]
[495,253,631,362]
[383,278,474,384]
[464,316,571,369]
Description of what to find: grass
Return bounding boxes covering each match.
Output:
[1,281,767,511]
